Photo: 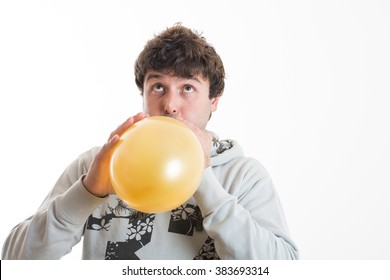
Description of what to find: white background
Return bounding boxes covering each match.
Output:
[0,0,389,260]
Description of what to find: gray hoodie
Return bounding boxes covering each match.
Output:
[2,137,299,260]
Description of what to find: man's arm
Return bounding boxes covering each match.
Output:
[1,148,106,259]
[194,160,299,260]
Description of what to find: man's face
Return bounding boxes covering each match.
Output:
[142,70,220,130]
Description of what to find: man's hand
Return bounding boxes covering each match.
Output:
[179,119,213,168]
[82,112,149,197]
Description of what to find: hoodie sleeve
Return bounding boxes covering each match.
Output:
[193,158,299,260]
[1,148,107,260]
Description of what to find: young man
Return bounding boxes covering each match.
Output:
[2,24,299,260]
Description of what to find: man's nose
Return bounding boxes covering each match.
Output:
[163,91,179,115]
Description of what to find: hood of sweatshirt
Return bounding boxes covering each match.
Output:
[209,133,245,167]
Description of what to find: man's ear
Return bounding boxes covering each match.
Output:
[211,96,221,112]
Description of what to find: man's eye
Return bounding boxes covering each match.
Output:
[153,84,164,92]
[183,85,194,93]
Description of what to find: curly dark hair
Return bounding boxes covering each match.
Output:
[134,24,225,99]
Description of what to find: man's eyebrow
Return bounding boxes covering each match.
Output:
[145,73,164,81]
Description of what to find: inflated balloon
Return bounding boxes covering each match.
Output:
[109,116,204,213]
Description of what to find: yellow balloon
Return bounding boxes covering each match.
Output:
[109,116,204,213]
